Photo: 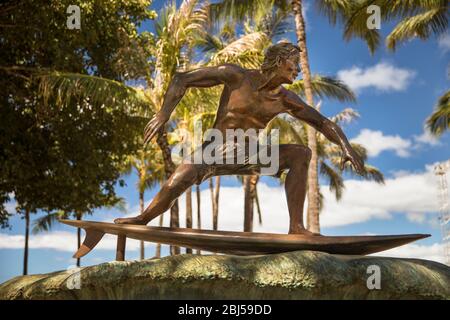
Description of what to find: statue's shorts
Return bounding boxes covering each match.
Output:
[182,139,280,185]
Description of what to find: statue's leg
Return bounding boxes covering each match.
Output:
[211,144,317,235]
[277,144,319,236]
[114,163,201,225]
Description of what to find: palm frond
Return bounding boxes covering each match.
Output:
[320,161,345,200]
[349,143,368,162]
[265,117,306,145]
[330,108,360,125]
[287,75,356,103]
[107,197,128,214]
[362,165,385,184]
[194,33,225,55]
[209,0,275,25]
[317,0,382,54]
[209,31,269,68]
[340,0,448,53]
[257,6,293,39]
[154,0,208,89]
[32,211,68,234]
[36,72,153,117]
[386,7,448,50]
[426,90,450,136]
[326,142,369,167]
[188,111,217,133]
[316,0,355,26]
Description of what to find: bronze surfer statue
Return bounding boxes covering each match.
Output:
[114,42,365,236]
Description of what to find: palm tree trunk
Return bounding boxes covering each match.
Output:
[76,212,82,267]
[209,178,214,228]
[139,191,145,260]
[155,213,164,258]
[209,177,220,231]
[196,184,201,255]
[156,129,180,255]
[185,186,193,254]
[213,176,220,230]
[243,176,254,232]
[254,181,263,225]
[245,175,259,232]
[23,208,30,275]
[292,0,320,234]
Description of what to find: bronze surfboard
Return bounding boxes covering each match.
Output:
[60,219,430,258]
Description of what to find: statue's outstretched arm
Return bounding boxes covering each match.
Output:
[283,89,365,175]
[144,64,244,144]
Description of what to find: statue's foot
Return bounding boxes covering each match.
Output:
[289,228,321,236]
[114,216,146,225]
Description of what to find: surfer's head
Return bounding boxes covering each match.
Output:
[261,42,301,84]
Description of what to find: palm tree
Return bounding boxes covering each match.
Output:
[427,90,449,137]
[195,184,201,254]
[211,176,221,230]
[21,206,32,275]
[242,175,260,232]
[149,1,210,254]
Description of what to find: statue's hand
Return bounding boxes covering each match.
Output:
[144,113,167,145]
[341,146,365,175]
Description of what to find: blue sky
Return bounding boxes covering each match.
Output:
[1,1,449,283]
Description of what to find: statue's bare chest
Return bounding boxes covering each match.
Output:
[225,79,285,121]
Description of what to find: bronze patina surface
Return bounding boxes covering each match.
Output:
[115,42,364,236]
[62,42,428,260]
[61,219,430,258]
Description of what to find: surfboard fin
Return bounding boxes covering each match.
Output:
[73,229,105,259]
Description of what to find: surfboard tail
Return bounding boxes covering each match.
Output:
[73,228,105,258]
[60,219,105,258]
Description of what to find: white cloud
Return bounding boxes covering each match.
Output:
[350,129,443,158]
[0,231,142,251]
[319,166,443,228]
[337,62,416,92]
[438,33,450,52]
[3,193,16,213]
[351,129,412,157]
[373,243,446,264]
[406,212,427,224]
[413,130,441,147]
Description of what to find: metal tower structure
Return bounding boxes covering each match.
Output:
[434,160,450,266]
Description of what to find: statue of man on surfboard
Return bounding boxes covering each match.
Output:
[115,41,365,236]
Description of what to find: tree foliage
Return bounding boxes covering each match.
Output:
[0,0,156,224]
[427,90,450,136]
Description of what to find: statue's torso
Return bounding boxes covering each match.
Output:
[213,70,288,133]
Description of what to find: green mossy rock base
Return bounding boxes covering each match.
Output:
[1,251,449,299]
